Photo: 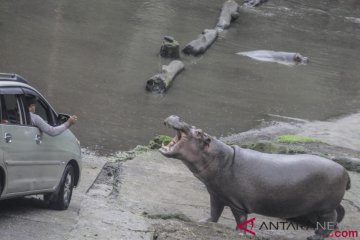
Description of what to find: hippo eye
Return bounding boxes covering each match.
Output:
[195,129,203,137]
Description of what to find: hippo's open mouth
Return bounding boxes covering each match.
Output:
[160,129,184,154]
[159,115,191,156]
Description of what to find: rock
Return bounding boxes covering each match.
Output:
[240,141,306,154]
[159,36,180,59]
[332,157,360,173]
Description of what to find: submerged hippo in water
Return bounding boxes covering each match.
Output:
[159,115,350,240]
[237,50,309,66]
[243,0,268,7]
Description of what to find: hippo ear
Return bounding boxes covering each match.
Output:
[204,137,211,147]
[294,54,302,63]
[195,129,204,137]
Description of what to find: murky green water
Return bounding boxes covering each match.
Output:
[0,0,359,153]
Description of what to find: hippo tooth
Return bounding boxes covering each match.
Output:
[161,143,169,151]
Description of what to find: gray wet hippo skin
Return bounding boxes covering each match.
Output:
[237,50,309,66]
[243,0,268,7]
[159,115,351,240]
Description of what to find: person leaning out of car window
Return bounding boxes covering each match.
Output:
[26,95,78,136]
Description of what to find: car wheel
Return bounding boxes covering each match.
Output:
[47,164,75,210]
[0,176,2,196]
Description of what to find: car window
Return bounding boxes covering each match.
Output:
[0,97,3,123]
[23,92,56,126]
[35,99,50,124]
[1,94,24,125]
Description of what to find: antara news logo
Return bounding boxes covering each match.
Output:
[237,217,359,238]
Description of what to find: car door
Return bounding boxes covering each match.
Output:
[22,89,67,189]
[1,88,63,194]
[1,88,40,194]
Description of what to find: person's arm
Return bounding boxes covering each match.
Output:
[30,113,71,136]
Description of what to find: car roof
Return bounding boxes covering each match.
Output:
[0,72,44,96]
[0,73,38,90]
[0,73,58,114]
[0,73,29,84]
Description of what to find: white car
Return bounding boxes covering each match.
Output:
[0,73,81,210]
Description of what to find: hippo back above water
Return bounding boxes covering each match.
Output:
[237,50,309,66]
[159,115,350,240]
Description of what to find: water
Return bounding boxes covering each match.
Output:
[0,0,359,154]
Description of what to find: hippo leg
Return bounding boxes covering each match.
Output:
[230,207,248,235]
[307,210,337,240]
[288,213,318,228]
[336,204,345,223]
[201,194,225,222]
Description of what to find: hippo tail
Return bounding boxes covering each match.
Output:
[346,176,351,190]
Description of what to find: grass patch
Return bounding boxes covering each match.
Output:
[115,145,149,161]
[240,141,306,154]
[114,135,172,161]
[149,135,173,149]
[276,135,320,144]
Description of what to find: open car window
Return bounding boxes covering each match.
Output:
[34,98,50,123]
[23,90,57,127]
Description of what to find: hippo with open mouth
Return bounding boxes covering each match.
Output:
[159,115,351,240]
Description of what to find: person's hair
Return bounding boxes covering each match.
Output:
[25,95,37,107]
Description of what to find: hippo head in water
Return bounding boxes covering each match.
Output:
[159,115,232,177]
[294,53,309,65]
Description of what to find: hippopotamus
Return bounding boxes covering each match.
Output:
[159,115,351,240]
[243,0,268,8]
[237,50,309,66]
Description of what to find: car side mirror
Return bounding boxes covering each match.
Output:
[57,113,70,124]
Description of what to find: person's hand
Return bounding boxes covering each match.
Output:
[68,115,78,126]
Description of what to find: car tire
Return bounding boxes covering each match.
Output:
[47,164,75,210]
[0,176,2,196]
